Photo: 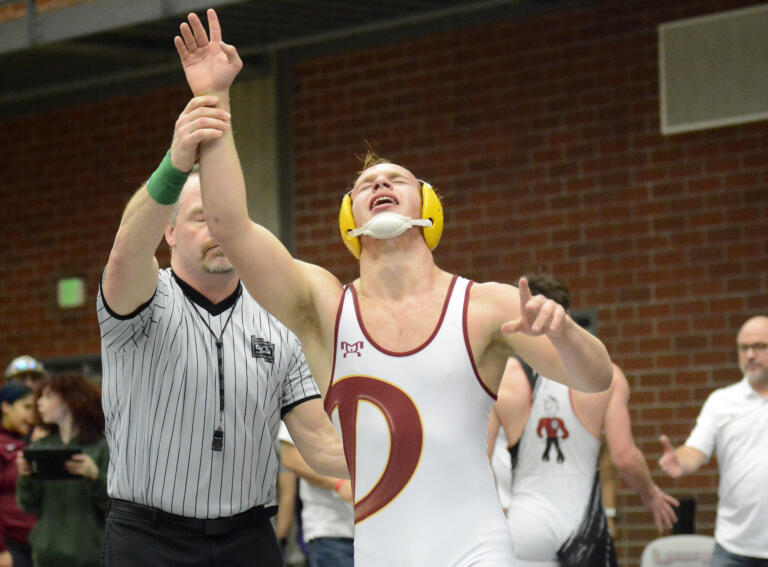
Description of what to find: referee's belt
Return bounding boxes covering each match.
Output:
[108,498,277,536]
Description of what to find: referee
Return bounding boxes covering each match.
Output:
[98,96,348,567]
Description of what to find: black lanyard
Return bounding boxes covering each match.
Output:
[191,291,240,451]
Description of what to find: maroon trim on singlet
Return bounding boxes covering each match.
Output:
[324,286,350,412]
[347,274,459,357]
[462,280,497,401]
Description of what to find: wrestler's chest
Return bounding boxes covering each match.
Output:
[358,300,442,350]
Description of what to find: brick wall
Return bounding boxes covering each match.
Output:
[0,86,189,361]
[1,0,767,563]
[291,0,768,563]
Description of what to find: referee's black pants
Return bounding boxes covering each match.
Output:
[101,499,282,567]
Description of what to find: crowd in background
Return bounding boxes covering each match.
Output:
[4,307,768,567]
[0,356,108,567]
[0,354,328,567]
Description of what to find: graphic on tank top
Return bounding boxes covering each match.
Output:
[325,375,424,524]
[537,394,570,463]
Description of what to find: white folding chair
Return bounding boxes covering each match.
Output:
[640,534,715,567]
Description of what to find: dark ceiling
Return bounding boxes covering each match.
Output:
[0,0,568,117]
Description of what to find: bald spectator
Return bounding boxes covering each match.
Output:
[660,315,768,567]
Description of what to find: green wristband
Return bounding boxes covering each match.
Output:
[146,150,191,205]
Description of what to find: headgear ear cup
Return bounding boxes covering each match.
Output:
[338,182,444,258]
[339,193,362,258]
[420,182,443,251]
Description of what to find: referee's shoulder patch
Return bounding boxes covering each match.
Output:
[251,337,275,363]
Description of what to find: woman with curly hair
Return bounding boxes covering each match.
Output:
[16,373,108,567]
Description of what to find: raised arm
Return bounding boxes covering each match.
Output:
[658,435,709,478]
[102,95,230,314]
[604,364,678,532]
[500,278,612,393]
[174,10,333,335]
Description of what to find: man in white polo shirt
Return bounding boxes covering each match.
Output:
[659,315,768,567]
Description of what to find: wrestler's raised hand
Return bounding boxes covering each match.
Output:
[174,8,242,96]
[501,277,567,338]
[170,96,231,171]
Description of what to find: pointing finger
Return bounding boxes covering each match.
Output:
[518,277,532,309]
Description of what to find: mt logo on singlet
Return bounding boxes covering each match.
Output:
[340,340,364,358]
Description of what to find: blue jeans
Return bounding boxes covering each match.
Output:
[711,543,768,567]
[306,537,354,567]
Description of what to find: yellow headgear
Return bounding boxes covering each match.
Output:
[339,182,444,259]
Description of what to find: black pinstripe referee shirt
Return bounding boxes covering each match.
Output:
[97,268,320,519]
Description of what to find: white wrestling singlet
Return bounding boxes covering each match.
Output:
[506,377,602,567]
[325,275,515,567]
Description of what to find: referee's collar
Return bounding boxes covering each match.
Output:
[171,270,242,315]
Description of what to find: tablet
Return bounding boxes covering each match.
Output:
[23,447,82,480]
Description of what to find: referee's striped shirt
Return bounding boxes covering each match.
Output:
[97,268,320,519]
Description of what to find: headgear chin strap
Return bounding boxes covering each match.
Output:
[348,212,432,240]
[339,181,444,259]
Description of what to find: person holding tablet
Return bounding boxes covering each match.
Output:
[16,373,108,567]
